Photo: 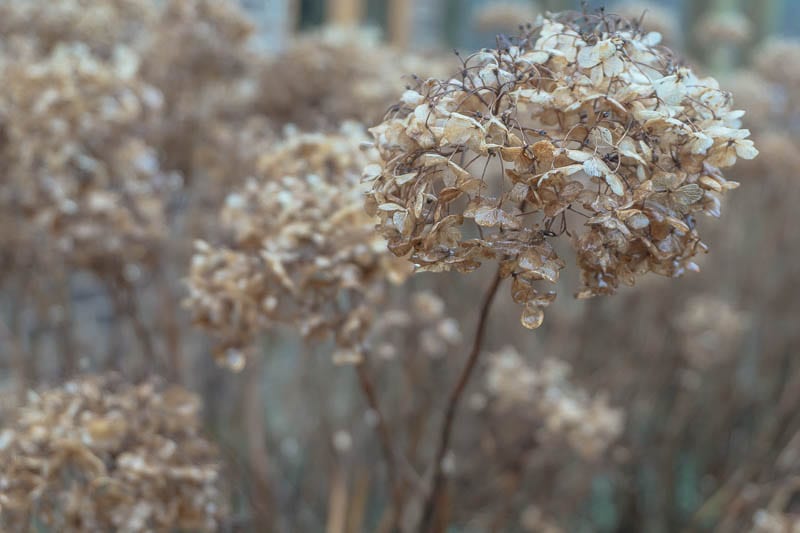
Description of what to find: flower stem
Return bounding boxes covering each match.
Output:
[418,267,503,531]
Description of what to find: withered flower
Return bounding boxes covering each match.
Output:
[611,2,680,45]
[0,374,226,532]
[486,346,624,460]
[0,0,157,56]
[674,296,748,369]
[365,13,757,330]
[0,43,173,277]
[361,290,463,363]
[186,124,410,367]
[473,2,541,34]
[255,27,449,129]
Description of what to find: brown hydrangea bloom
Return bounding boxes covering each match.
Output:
[186,124,410,368]
[755,38,800,88]
[674,296,748,369]
[0,43,173,276]
[358,290,463,363]
[0,374,226,532]
[365,13,757,330]
[0,0,157,56]
[139,0,253,98]
[485,346,623,460]
[610,2,679,45]
[726,39,800,182]
[256,27,449,129]
[473,2,541,34]
[137,0,256,178]
[695,10,752,47]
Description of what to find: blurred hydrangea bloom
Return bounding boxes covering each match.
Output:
[0,374,226,532]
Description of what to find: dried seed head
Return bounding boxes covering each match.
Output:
[365,13,757,330]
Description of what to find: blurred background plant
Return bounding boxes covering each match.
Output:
[0,0,797,532]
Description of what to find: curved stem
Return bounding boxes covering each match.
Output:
[419,267,503,531]
[354,357,404,529]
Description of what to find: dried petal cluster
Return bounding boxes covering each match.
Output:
[0,374,226,532]
[485,346,623,459]
[186,124,409,367]
[0,43,173,276]
[365,14,757,329]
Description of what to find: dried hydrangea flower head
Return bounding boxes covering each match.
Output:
[485,346,624,460]
[139,0,253,96]
[473,2,541,34]
[0,374,226,532]
[0,0,157,56]
[359,290,462,363]
[186,124,410,368]
[0,43,172,276]
[365,12,757,330]
[610,2,679,45]
[674,296,748,369]
[695,10,752,47]
[755,38,800,89]
[256,27,449,129]
[726,39,800,181]
[137,0,256,178]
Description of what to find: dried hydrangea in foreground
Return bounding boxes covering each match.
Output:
[0,374,226,532]
[186,124,410,368]
[365,13,757,330]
